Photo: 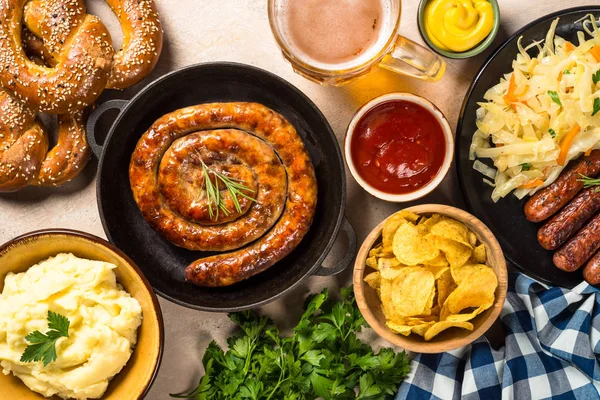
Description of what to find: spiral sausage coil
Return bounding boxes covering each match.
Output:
[129,102,318,287]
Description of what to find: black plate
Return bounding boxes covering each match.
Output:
[457,7,600,288]
[88,63,353,311]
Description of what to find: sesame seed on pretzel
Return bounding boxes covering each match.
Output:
[105,0,163,89]
[0,91,48,191]
[0,0,114,114]
[23,0,164,91]
[0,0,163,192]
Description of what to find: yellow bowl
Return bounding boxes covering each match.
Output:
[353,204,507,353]
[0,229,164,400]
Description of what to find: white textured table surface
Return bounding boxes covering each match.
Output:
[1,0,598,398]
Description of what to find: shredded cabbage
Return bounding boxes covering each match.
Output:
[471,15,600,202]
[473,160,497,179]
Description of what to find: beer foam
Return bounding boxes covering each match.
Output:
[279,0,392,71]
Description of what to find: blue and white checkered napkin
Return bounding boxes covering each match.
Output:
[396,273,600,400]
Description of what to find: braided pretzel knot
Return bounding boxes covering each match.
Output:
[0,0,162,191]
[23,0,163,90]
[0,0,114,114]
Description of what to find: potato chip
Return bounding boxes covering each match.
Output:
[369,244,382,257]
[407,315,439,325]
[380,268,404,281]
[431,235,472,269]
[424,254,449,268]
[441,299,486,322]
[425,265,449,280]
[378,256,401,268]
[382,211,419,248]
[412,305,441,318]
[410,322,436,337]
[379,260,407,281]
[393,223,440,265]
[386,321,412,336]
[426,285,436,309]
[368,246,380,258]
[402,211,420,223]
[424,321,474,341]
[379,278,407,324]
[364,272,381,290]
[444,288,495,319]
[369,245,394,258]
[415,307,434,317]
[416,214,442,234]
[412,289,437,317]
[445,304,490,323]
[442,266,497,318]
[470,244,487,264]
[437,270,457,309]
[468,232,477,247]
[380,257,401,268]
[366,256,378,270]
[391,267,435,316]
[430,217,473,248]
[451,264,491,285]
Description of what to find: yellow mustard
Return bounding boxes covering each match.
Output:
[424,0,494,53]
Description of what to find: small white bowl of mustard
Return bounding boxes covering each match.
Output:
[418,0,500,59]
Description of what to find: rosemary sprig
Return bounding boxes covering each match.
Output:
[578,174,600,190]
[201,161,256,220]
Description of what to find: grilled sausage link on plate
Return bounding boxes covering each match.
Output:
[583,251,600,285]
[524,150,600,222]
[537,187,600,250]
[553,213,600,272]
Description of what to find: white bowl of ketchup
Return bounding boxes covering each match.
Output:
[345,92,454,202]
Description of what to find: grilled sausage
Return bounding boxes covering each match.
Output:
[130,102,318,287]
[583,252,600,285]
[553,214,600,272]
[524,150,600,222]
[537,188,600,250]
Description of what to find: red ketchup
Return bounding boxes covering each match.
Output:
[350,100,446,195]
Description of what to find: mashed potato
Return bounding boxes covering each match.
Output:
[0,253,143,399]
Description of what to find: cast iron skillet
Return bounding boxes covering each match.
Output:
[457,7,600,288]
[86,62,355,311]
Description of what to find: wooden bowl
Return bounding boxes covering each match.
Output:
[353,204,507,353]
[0,230,164,400]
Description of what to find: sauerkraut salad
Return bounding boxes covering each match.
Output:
[470,15,600,202]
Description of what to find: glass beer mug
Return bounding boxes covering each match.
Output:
[268,0,446,85]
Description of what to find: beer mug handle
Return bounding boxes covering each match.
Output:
[380,35,446,81]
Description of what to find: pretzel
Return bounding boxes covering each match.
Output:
[0,0,114,114]
[0,21,91,191]
[23,0,163,90]
[0,92,89,190]
[104,0,163,89]
[0,0,163,191]
[0,91,48,191]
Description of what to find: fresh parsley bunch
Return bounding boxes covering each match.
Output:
[171,287,410,399]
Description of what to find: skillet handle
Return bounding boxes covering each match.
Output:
[313,217,357,276]
[86,99,128,159]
